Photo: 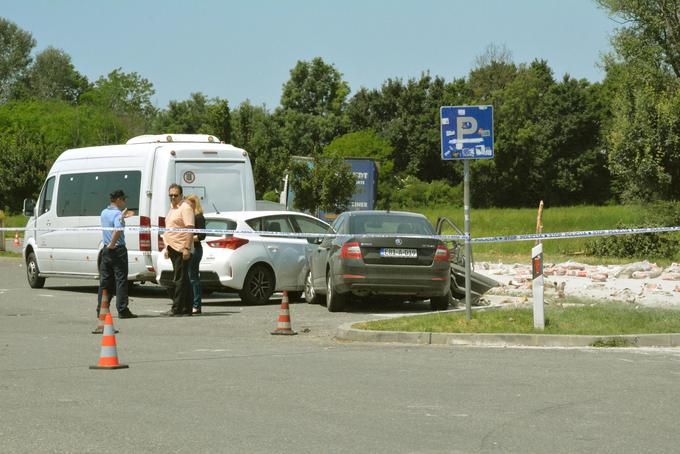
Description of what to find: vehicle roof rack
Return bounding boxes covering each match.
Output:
[126,134,222,144]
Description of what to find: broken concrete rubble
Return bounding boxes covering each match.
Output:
[476,261,680,308]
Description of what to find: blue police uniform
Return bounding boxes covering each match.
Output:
[97,204,131,316]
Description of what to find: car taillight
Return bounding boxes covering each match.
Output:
[158,216,165,251]
[340,242,362,260]
[140,216,151,251]
[207,237,249,249]
[434,244,450,261]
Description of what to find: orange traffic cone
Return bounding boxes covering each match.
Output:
[90,313,128,370]
[13,231,20,247]
[92,289,118,334]
[271,291,297,335]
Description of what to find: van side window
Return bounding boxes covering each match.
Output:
[57,171,141,217]
[39,177,56,215]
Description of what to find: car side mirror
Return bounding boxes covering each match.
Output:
[23,198,35,217]
[307,236,323,245]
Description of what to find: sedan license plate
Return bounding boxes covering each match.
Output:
[380,248,417,258]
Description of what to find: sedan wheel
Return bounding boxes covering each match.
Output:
[304,270,324,305]
[239,265,275,305]
[326,270,346,312]
[430,294,450,311]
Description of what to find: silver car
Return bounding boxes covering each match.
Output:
[156,211,329,304]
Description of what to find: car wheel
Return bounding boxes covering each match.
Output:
[430,294,449,311]
[26,252,45,289]
[304,269,324,305]
[239,265,275,305]
[326,270,346,312]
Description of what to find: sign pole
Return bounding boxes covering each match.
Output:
[440,105,493,321]
[463,160,472,320]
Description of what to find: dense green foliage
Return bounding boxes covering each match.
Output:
[2,4,680,214]
[584,201,680,258]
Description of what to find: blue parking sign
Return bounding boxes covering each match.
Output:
[441,105,494,160]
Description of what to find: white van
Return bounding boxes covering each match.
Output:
[22,134,256,288]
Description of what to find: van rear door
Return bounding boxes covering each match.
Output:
[176,162,248,213]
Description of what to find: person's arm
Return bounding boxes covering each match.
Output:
[181,203,195,259]
[108,213,124,249]
[196,214,206,241]
[108,231,122,249]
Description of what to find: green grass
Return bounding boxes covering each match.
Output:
[407,204,679,263]
[354,301,680,336]
[0,251,21,257]
[1,213,28,229]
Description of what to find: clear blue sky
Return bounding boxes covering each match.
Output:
[2,0,617,110]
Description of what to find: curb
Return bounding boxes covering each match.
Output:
[336,322,680,347]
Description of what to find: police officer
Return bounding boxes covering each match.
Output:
[97,189,137,318]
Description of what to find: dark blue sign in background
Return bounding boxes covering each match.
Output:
[440,105,494,160]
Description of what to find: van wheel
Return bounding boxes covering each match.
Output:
[239,265,274,305]
[26,252,46,289]
[326,271,346,312]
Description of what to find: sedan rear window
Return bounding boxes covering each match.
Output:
[349,215,434,235]
[205,219,237,236]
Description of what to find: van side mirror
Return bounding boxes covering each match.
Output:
[23,198,35,217]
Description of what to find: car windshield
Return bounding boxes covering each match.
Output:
[349,214,434,235]
[205,218,238,236]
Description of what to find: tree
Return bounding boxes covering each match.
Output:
[0,100,130,211]
[13,47,89,103]
[277,58,350,158]
[281,57,349,116]
[345,74,467,182]
[288,154,355,214]
[468,44,518,103]
[230,101,286,197]
[155,93,232,142]
[324,129,396,206]
[597,0,680,201]
[82,68,156,132]
[0,17,35,102]
[596,0,680,78]
[0,133,51,211]
[203,99,231,143]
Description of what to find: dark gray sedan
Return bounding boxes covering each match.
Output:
[305,211,451,312]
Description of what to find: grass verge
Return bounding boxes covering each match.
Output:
[0,251,21,258]
[354,301,680,336]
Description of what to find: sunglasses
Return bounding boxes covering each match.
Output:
[169,194,181,198]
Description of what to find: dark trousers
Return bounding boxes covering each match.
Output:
[97,246,129,315]
[189,244,203,309]
[169,246,192,314]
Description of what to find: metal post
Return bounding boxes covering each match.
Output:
[463,160,472,320]
[532,243,545,329]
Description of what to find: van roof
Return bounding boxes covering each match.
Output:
[126,134,222,144]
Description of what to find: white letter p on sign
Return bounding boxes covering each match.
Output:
[456,116,478,150]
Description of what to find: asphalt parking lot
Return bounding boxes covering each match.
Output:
[2,256,680,454]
